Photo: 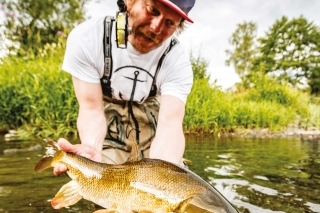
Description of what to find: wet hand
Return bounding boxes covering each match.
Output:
[53,138,102,176]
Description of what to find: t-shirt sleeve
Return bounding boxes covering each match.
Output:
[158,47,193,104]
[61,25,102,83]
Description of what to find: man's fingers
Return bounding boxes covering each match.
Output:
[57,138,77,152]
[53,164,67,176]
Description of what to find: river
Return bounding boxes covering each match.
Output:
[0,135,319,212]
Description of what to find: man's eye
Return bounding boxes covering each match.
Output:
[166,20,177,28]
[147,5,159,15]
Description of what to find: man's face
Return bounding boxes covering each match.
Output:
[126,0,182,53]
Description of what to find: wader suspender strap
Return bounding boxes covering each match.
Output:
[100,16,114,97]
[100,16,179,98]
[149,37,178,97]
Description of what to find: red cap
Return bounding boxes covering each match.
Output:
[157,0,195,23]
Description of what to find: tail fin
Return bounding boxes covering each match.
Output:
[34,139,61,172]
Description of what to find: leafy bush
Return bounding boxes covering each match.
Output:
[0,42,78,138]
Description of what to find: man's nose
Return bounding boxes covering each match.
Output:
[150,16,164,34]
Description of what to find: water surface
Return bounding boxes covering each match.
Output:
[185,135,320,213]
[0,135,319,212]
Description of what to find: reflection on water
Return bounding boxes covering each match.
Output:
[0,135,319,212]
[184,135,320,213]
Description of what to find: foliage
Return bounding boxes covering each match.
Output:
[0,40,78,139]
[245,73,307,107]
[243,73,311,128]
[234,100,296,130]
[309,65,320,94]
[252,16,320,92]
[307,103,320,129]
[225,21,258,86]
[184,56,317,134]
[184,76,301,133]
[0,0,87,56]
[227,16,320,95]
[190,52,210,80]
[184,78,229,133]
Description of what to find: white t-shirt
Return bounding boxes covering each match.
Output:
[62,16,193,104]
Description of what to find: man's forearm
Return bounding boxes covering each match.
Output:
[150,129,185,165]
[149,95,186,165]
[77,108,106,152]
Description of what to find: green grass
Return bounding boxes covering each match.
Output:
[185,73,318,134]
[0,43,78,139]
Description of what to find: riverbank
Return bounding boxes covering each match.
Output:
[2,126,320,142]
[218,126,320,141]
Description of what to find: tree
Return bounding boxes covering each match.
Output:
[0,0,87,56]
[252,16,320,93]
[225,21,258,87]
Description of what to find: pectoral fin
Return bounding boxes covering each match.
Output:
[51,180,82,209]
[173,197,193,212]
[188,192,226,212]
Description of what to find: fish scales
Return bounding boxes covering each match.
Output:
[35,140,239,213]
[64,155,208,211]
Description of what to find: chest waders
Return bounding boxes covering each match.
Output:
[100,16,178,163]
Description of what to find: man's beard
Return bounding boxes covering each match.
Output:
[137,27,162,45]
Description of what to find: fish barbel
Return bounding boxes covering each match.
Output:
[35,139,239,213]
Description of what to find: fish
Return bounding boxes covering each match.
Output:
[35,139,239,213]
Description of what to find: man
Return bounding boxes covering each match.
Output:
[54,0,196,175]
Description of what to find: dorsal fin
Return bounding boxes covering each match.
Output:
[126,137,143,162]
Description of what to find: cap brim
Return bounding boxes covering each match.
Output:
[157,0,194,23]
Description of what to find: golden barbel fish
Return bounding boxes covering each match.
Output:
[35,140,239,213]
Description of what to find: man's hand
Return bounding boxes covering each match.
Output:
[53,138,102,176]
